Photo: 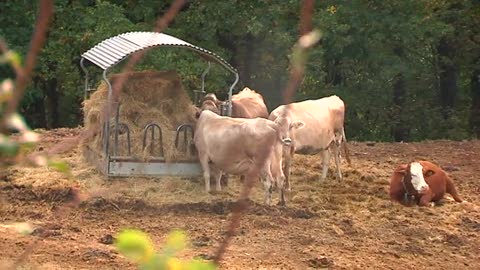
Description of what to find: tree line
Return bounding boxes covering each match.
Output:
[0,0,479,141]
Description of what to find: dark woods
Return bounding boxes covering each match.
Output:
[0,0,479,142]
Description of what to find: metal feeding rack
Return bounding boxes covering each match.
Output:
[80,32,238,177]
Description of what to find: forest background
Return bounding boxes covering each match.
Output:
[1,0,479,142]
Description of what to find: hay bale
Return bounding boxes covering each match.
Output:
[82,70,198,161]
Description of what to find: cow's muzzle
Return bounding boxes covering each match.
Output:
[282,137,292,146]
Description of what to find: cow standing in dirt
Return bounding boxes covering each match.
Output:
[199,87,269,186]
[194,110,296,205]
[389,160,464,207]
[269,95,350,190]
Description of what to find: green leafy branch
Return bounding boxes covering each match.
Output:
[115,229,216,270]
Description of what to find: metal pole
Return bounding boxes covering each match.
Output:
[102,69,112,158]
[80,58,89,100]
[201,62,211,93]
[227,72,239,116]
[113,102,120,156]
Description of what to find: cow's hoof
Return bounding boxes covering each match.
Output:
[429,202,435,207]
[277,200,286,207]
[445,196,455,202]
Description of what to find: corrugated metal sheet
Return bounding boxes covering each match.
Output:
[81,32,237,73]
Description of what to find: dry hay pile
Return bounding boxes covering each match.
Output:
[82,70,198,161]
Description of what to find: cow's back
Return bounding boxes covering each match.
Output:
[298,96,345,132]
[419,161,448,201]
[231,88,269,118]
[270,103,334,151]
[195,112,277,174]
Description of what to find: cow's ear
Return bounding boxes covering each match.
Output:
[290,121,305,130]
[424,169,435,177]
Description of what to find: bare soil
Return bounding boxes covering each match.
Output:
[1,128,479,269]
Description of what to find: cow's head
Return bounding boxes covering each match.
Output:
[196,93,223,118]
[397,161,432,194]
[199,100,220,115]
[274,116,305,147]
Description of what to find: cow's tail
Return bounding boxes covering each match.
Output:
[342,127,351,165]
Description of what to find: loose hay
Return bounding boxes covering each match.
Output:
[82,70,198,161]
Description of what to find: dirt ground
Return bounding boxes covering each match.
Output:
[0,128,479,270]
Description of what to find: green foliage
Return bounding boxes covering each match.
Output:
[1,0,478,141]
[115,229,216,270]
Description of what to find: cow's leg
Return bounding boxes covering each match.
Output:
[261,173,273,205]
[278,175,287,206]
[199,156,211,192]
[260,161,274,205]
[418,192,434,207]
[284,147,294,192]
[332,142,343,180]
[221,173,229,187]
[342,127,351,165]
[210,167,223,191]
[320,149,331,181]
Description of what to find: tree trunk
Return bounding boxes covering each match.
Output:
[30,77,46,129]
[391,73,409,142]
[325,59,343,86]
[437,37,458,119]
[44,78,59,129]
[242,34,255,87]
[469,60,480,137]
[34,96,46,129]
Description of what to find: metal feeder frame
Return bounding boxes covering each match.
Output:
[80,32,239,177]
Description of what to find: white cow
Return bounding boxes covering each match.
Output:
[194,110,297,205]
[269,95,350,189]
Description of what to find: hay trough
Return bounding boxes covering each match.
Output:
[79,32,239,177]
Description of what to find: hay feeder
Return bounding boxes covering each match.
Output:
[80,32,239,177]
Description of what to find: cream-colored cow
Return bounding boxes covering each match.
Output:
[194,110,298,205]
[269,95,350,189]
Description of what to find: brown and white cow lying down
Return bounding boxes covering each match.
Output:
[200,87,269,119]
[194,110,297,205]
[269,95,350,190]
[389,160,464,207]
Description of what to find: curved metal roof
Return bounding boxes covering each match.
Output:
[81,31,237,74]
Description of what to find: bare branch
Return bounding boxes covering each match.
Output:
[284,0,316,105]
[299,0,314,37]
[45,0,187,156]
[110,0,186,105]
[213,0,317,265]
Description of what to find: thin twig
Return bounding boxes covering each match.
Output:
[45,0,187,156]
[283,0,315,105]
[5,0,187,268]
[213,0,316,265]
[213,173,259,264]
[109,0,186,114]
